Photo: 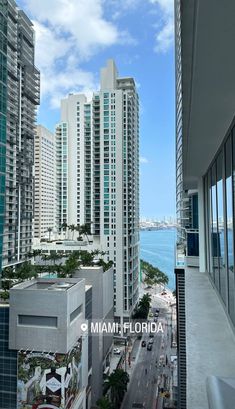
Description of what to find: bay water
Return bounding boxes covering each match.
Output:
[140,229,176,290]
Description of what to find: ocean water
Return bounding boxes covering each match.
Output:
[140,229,176,290]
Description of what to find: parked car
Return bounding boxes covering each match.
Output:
[149,312,153,317]
[141,340,146,347]
[149,333,154,338]
[147,342,153,351]
[113,348,121,355]
[149,338,154,344]
[154,317,158,322]
[154,312,159,317]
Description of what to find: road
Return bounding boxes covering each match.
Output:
[121,309,169,409]
[121,290,175,409]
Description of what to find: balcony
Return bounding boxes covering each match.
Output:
[182,267,235,409]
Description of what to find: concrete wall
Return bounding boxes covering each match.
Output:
[74,266,113,405]
[9,278,85,354]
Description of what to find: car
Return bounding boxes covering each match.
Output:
[147,343,153,351]
[155,308,160,313]
[149,333,154,338]
[154,317,158,322]
[149,338,154,344]
[149,312,153,317]
[113,348,121,355]
[141,340,146,347]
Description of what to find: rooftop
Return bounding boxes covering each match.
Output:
[11,278,83,292]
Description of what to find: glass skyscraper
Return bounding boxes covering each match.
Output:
[0,306,17,409]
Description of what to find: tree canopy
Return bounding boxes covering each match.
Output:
[141,259,169,288]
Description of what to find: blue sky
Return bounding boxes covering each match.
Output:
[18,0,175,219]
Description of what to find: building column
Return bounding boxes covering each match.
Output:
[198,178,206,272]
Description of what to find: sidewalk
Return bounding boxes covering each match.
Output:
[109,336,141,378]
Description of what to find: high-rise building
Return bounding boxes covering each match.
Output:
[175,1,235,408]
[34,125,55,239]
[56,60,139,321]
[0,1,7,273]
[0,0,40,272]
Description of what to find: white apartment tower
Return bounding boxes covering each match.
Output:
[34,125,55,239]
[56,60,139,320]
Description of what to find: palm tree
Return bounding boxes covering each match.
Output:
[62,253,80,277]
[79,250,94,266]
[47,227,53,241]
[49,251,63,266]
[68,224,76,240]
[139,293,151,310]
[105,369,129,409]
[80,222,92,242]
[61,222,68,238]
[27,249,42,265]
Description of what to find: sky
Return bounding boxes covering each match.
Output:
[18,0,175,219]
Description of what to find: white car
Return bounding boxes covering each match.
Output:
[113,348,121,355]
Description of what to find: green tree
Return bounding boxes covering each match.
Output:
[27,249,42,263]
[0,291,9,301]
[105,369,129,409]
[16,262,37,280]
[96,397,113,409]
[61,253,80,277]
[132,293,151,319]
[1,267,15,279]
[79,250,94,266]
[139,292,151,310]
[141,259,168,288]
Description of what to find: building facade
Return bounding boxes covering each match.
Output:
[175,1,235,408]
[0,1,7,273]
[9,278,88,409]
[34,125,55,239]
[74,265,113,405]
[56,60,139,321]
[0,304,17,409]
[1,0,40,271]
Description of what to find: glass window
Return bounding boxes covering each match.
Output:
[217,151,226,304]
[226,138,235,319]
[211,163,220,289]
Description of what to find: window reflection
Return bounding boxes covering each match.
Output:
[206,129,235,327]
[211,164,220,290]
[217,151,226,304]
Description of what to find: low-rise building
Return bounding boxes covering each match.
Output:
[8,278,89,409]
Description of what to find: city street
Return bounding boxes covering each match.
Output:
[121,329,162,409]
[121,287,177,409]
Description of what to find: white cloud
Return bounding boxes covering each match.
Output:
[140,156,149,164]
[21,0,134,108]
[149,0,174,53]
